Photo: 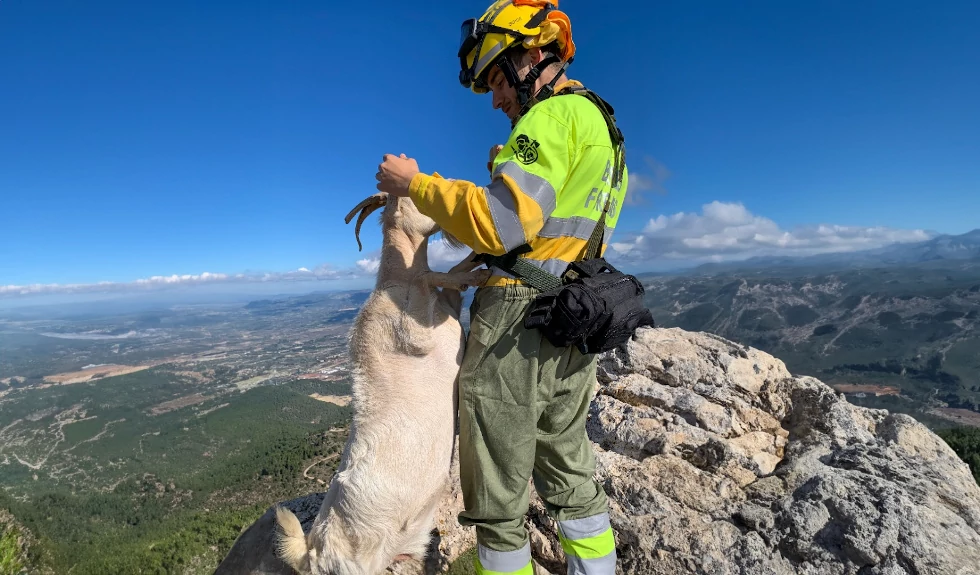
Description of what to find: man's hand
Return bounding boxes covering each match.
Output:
[487,144,504,172]
[376,153,419,197]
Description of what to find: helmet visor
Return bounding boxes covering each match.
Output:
[458,19,478,59]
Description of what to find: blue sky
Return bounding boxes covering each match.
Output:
[1,0,978,297]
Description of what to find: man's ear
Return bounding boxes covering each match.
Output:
[527,47,543,64]
[515,47,543,75]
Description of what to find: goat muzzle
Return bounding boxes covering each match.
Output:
[344,193,388,251]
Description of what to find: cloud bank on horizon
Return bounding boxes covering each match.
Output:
[0,267,363,298]
[1,202,935,299]
[609,201,932,265]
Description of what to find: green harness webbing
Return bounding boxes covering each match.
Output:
[478,194,610,292]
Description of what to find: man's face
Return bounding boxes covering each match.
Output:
[488,66,520,121]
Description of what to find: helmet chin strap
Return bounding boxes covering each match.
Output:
[496,52,568,125]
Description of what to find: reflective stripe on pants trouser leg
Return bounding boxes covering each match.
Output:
[458,284,615,574]
[558,513,618,574]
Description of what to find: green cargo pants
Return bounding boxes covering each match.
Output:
[458,284,617,575]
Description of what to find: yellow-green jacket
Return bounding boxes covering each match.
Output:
[408,80,628,287]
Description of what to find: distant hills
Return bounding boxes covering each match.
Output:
[670,229,980,276]
[639,243,980,428]
[883,229,980,262]
[244,290,371,314]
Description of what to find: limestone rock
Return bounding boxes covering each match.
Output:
[589,328,980,575]
[217,327,980,575]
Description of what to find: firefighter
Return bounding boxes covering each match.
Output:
[375,1,626,572]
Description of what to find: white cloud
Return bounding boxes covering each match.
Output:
[0,265,369,299]
[609,201,932,265]
[348,238,470,276]
[428,237,472,271]
[356,258,381,274]
[1,272,232,297]
[132,272,229,286]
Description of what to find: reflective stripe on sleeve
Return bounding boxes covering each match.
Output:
[537,215,615,244]
[484,179,527,253]
[493,161,558,217]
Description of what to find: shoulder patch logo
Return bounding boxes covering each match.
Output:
[512,134,540,165]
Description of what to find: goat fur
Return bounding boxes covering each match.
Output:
[274,193,488,574]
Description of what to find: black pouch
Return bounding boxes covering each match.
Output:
[524,258,655,354]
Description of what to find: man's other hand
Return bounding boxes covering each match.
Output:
[487,144,504,172]
[376,153,419,197]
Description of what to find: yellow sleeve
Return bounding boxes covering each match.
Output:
[408,172,511,256]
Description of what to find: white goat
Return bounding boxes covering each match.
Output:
[275,192,487,575]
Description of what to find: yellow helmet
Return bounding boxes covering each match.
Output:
[457,0,576,96]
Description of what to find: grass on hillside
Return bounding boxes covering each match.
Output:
[447,547,477,575]
[0,525,24,575]
[938,426,980,485]
[0,374,353,575]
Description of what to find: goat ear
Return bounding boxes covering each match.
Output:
[345,194,387,251]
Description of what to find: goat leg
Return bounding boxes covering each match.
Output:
[439,286,463,316]
[419,269,491,292]
[448,251,484,274]
[436,252,490,309]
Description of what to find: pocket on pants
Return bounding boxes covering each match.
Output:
[469,290,503,348]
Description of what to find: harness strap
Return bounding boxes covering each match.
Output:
[477,194,610,291]
[583,196,610,261]
[473,244,561,292]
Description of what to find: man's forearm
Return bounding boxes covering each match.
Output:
[408,172,509,256]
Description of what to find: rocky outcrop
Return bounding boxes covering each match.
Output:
[217,327,980,574]
[587,328,980,574]
[0,509,54,575]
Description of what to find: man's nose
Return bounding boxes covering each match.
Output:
[491,90,504,110]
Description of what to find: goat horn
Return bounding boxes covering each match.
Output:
[344,193,388,251]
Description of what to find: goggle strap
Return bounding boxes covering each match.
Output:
[516,55,563,116]
[525,4,554,29]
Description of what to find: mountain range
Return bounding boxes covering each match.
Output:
[673,229,980,276]
[638,230,980,428]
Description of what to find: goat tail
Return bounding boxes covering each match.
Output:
[274,506,311,573]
